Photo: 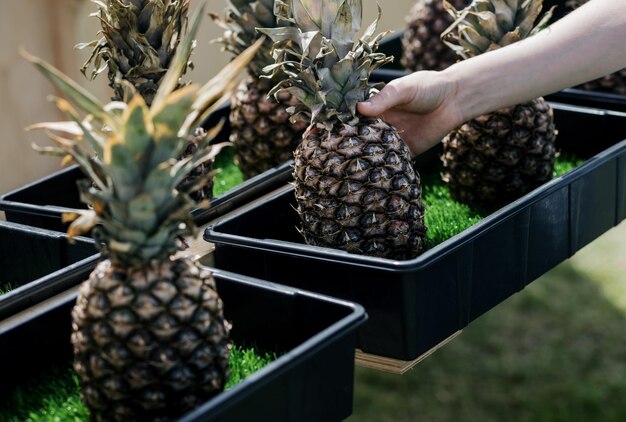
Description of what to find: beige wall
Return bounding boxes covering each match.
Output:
[0,0,414,195]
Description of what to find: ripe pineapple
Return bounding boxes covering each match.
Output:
[401,0,470,72]
[566,0,626,95]
[211,0,307,179]
[25,14,259,420]
[261,1,427,259]
[440,0,558,209]
[79,0,218,202]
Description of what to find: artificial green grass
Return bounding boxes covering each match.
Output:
[0,282,18,295]
[212,147,244,197]
[420,174,484,248]
[0,345,277,422]
[226,345,278,389]
[421,152,584,248]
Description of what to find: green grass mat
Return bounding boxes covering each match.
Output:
[212,147,244,198]
[0,282,19,295]
[0,345,277,422]
[420,152,583,248]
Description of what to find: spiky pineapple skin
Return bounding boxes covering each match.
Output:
[565,0,588,8]
[577,69,626,95]
[72,258,230,422]
[401,0,469,71]
[442,98,557,208]
[564,0,626,95]
[294,117,427,259]
[181,128,214,202]
[230,77,307,179]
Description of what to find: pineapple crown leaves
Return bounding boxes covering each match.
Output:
[441,0,554,59]
[77,0,193,105]
[259,0,393,126]
[23,8,260,267]
[209,0,279,78]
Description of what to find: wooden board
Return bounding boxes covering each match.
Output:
[355,331,462,374]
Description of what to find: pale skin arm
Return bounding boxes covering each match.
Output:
[358,0,626,156]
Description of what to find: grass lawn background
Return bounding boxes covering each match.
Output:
[350,221,626,422]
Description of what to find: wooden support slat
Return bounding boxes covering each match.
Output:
[355,331,462,374]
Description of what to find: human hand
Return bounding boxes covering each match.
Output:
[358,70,463,156]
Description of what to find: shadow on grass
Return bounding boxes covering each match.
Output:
[351,230,626,422]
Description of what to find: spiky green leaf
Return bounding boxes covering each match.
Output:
[151,2,204,112]
[21,48,113,128]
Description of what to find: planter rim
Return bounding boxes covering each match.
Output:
[180,268,367,421]
[0,220,99,321]
[204,102,626,274]
[0,161,294,225]
[0,268,368,421]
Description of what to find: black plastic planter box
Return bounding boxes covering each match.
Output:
[372,30,626,112]
[0,269,366,422]
[204,103,626,360]
[0,103,293,232]
[0,220,98,321]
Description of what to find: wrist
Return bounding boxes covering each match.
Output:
[438,64,467,128]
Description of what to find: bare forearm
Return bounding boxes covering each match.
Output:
[447,0,626,123]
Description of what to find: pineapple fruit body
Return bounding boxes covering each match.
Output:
[402,0,470,72]
[577,69,626,95]
[72,259,230,422]
[442,98,556,208]
[182,128,215,202]
[231,77,307,179]
[294,117,426,259]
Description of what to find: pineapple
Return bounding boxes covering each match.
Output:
[25,12,259,420]
[566,0,626,95]
[211,0,307,179]
[565,0,588,7]
[260,0,427,259]
[440,0,558,209]
[401,0,470,72]
[79,0,216,202]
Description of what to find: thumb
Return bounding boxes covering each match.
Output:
[358,83,404,116]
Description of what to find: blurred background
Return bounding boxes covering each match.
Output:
[1,1,625,421]
[0,0,415,195]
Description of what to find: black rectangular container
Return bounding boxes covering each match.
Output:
[0,220,98,321]
[0,103,293,232]
[204,103,626,360]
[0,269,367,422]
[373,31,626,112]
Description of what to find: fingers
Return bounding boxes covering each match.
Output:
[357,78,414,116]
